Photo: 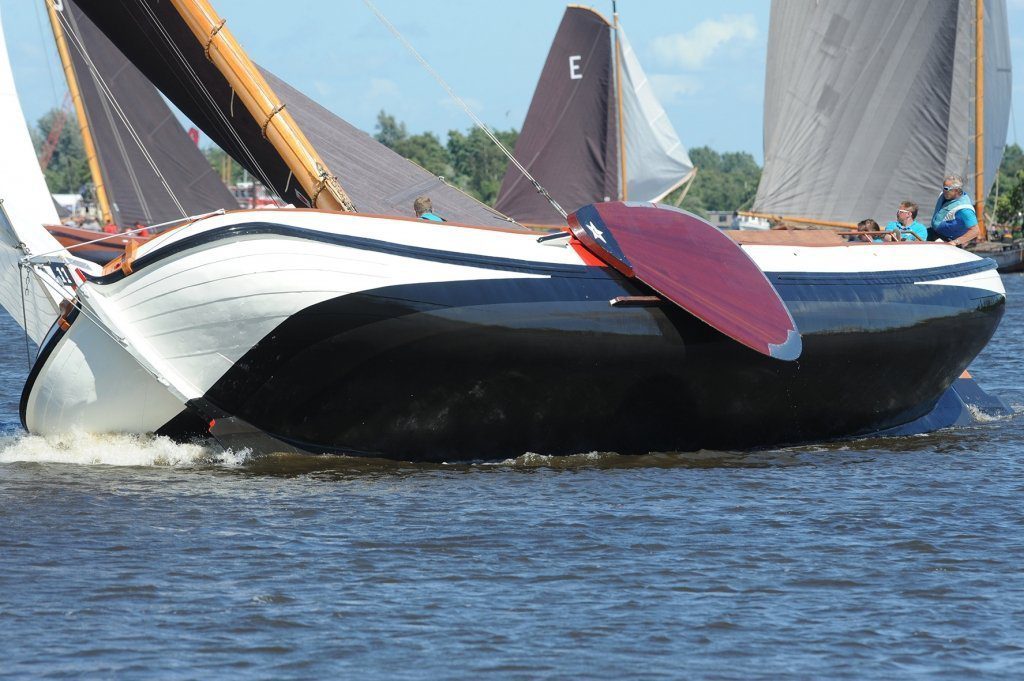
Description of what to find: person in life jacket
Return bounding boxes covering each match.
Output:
[413,196,446,222]
[930,174,980,247]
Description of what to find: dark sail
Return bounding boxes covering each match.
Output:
[261,70,511,222]
[494,6,617,227]
[60,1,236,227]
[68,0,512,227]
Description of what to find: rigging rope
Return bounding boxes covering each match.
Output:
[29,264,132,353]
[34,2,64,115]
[19,266,33,369]
[52,5,188,221]
[362,0,568,221]
[133,1,282,204]
[31,209,224,260]
[62,7,154,224]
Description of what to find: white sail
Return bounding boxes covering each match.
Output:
[0,8,82,345]
[618,24,694,203]
[753,0,1012,224]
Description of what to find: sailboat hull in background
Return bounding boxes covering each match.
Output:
[20,209,1005,462]
[45,223,150,265]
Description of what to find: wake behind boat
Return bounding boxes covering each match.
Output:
[0,1,1010,462]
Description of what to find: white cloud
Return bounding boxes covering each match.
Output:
[367,78,399,100]
[649,74,703,102]
[438,96,484,117]
[312,80,334,97]
[652,14,758,70]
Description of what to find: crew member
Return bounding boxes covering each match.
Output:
[930,175,979,247]
[884,201,927,242]
[414,196,445,222]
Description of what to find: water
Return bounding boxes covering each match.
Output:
[2,279,1024,679]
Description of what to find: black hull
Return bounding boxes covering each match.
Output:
[158,263,1004,462]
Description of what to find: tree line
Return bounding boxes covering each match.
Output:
[990,143,1024,225]
[30,105,1024,228]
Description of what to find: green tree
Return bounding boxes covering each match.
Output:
[991,143,1024,224]
[447,126,518,204]
[372,109,519,203]
[664,146,761,218]
[374,110,452,178]
[204,146,246,185]
[374,110,408,149]
[393,132,451,178]
[997,169,1024,229]
[33,108,90,195]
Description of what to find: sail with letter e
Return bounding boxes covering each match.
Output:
[495,6,693,227]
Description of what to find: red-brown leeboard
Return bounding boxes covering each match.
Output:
[568,202,801,360]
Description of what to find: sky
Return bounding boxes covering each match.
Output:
[3,0,1024,165]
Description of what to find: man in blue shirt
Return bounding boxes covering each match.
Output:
[930,175,979,247]
[884,201,928,241]
[414,196,446,222]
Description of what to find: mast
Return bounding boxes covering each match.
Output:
[974,0,986,238]
[613,1,627,201]
[168,0,355,212]
[45,0,112,225]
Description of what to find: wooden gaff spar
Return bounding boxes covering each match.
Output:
[168,0,355,212]
[45,0,112,225]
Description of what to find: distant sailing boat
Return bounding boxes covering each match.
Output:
[750,0,1013,254]
[494,5,695,227]
[42,0,237,263]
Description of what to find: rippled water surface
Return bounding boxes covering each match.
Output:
[2,277,1024,679]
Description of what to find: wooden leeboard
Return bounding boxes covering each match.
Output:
[569,202,802,360]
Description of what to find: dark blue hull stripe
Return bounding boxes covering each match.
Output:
[87,220,996,288]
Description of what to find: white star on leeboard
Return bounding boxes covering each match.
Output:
[586,221,606,243]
